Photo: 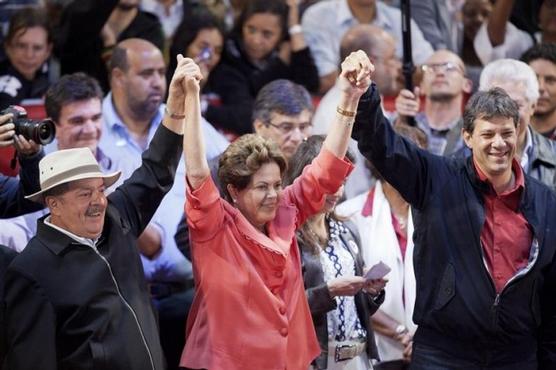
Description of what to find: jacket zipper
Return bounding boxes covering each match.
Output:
[489,238,539,328]
[93,249,156,370]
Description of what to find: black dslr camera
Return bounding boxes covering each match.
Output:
[1,105,56,145]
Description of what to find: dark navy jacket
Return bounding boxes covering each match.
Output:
[352,85,556,368]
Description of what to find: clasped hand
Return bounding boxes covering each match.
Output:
[338,50,375,99]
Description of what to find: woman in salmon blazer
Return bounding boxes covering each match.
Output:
[178,49,374,370]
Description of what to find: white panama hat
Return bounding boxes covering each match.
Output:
[25,147,121,203]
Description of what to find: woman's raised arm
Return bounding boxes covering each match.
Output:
[322,50,374,159]
[171,55,211,189]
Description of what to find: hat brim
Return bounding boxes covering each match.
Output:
[25,171,122,203]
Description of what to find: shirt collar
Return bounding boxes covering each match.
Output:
[44,215,99,250]
[102,93,164,145]
[337,0,391,29]
[473,156,525,201]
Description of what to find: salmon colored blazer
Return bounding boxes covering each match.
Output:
[180,149,353,370]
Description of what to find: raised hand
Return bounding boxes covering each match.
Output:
[338,50,375,99]
[0,113,16,148]
[167,55,203,118]
[395,87,420,119]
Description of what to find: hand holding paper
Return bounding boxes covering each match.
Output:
[364,261,391,280]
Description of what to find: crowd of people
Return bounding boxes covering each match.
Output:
[1,0,556,369]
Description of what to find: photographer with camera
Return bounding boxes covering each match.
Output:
[0,111,43,219]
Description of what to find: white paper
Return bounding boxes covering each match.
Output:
[364,261,391,280]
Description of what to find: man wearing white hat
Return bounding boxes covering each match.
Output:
[3,56,198,370]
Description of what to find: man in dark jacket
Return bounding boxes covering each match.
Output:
[3,55,194,370]
[352,83,556,369]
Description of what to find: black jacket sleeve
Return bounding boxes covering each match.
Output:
[351,85,445,210]
[108,124,183,238]
[0,151,44,218]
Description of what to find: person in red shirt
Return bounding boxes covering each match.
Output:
[351,79,556,368]
[179,49,372,370]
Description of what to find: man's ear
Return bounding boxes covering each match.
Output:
[111,67,125,87]
[462,78,473,94]
[462,128,473,149]
[253,119,266,135]
[45,196,60,216]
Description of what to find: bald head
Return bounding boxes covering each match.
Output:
[340,24,401,96]
[109,38,166,120]
[340,24,395,62]
[109,38,162,75]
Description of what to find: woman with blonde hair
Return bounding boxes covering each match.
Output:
[178,50,374,369]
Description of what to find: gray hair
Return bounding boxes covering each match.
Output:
[463,87,520,133]
[479,59,539,104]
[252,79,313,126]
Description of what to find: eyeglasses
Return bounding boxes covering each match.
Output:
[266,121,313,136]
[421,62,464,75]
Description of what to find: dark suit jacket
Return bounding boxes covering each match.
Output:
[4,124,182,370]
[299,220,384,369]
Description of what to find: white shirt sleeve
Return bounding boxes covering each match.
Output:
[474,21,534,66]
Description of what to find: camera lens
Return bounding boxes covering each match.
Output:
[37,120,56,145]
[16,119,56,145]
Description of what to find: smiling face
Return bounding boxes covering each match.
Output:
[228,162,283,231]
[5,26,51,80]
[55,98,103,153]
[242,13,282,62]
[464,116,517,180]
[47,178,108,239]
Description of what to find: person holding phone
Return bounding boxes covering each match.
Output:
[284,135,386,370]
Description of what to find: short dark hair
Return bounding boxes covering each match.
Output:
[42,182,71,203]
[5,7,51,45]
[521,43,556,65]
[252,79,313,126]
[463,87,520,134]
[234,0,288,43]
[109,45,129,73]
[45,72,103,123]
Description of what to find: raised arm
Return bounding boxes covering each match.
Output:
[282,51,373,225]
[322,50,374,159]
[350,85,448,210]
[178,57,208,189]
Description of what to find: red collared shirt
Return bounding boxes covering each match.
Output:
[474,159,533,293]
